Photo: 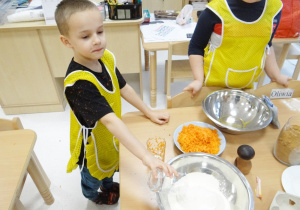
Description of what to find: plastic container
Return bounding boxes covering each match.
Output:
[269,191,300,210]
[107,3,142,20]
[274,116,300,165]
[98,1,106,20]
[143,9,150,23]
[146,137,166,162]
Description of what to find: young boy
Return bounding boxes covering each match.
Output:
[55,0,177,205]
[184,0,291,97]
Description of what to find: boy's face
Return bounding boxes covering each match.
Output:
[61,8,106,63]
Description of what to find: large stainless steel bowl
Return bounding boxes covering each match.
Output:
[155,153,254,210]
[202,89,273,134]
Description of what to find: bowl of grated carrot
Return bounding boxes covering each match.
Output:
[173,121,226,155]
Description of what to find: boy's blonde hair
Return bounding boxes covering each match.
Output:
[55,0,98,36]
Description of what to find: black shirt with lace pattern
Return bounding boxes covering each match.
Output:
[65,58,126,128]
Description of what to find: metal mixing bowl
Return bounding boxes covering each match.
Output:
[156,153,254,210]
[202,89,272,134]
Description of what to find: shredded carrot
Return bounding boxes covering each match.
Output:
[177,124,221,154]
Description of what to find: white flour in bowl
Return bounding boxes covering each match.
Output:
[168,172,230,210]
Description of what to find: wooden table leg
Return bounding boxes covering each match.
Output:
[150,51,157,108]
[257,71,266,88]
[277,43,291,69]
[14,199,26,210]
[139,63,144,100]
[27,152,54,205]
[293,56,300,80]
[144,50,149,71]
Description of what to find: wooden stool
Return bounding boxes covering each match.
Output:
[0,118,54,209]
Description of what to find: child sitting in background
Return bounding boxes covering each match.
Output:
[55,0,177,205]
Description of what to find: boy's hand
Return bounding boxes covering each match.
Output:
[271,74,292,87]
[148,110,170,125]
[183,80,203,97]
[142,153,178,178]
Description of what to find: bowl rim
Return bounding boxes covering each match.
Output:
[202,89,273,133]
[167,152,255,210]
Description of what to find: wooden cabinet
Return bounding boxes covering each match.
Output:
[0,19,143,114]
[0,27,65,114]
[142,0,188,12]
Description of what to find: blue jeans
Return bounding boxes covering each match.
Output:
[79,165,114,201]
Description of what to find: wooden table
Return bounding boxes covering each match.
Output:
[0,129,54,210]
[120,97,300,209]
[141,32,300,107]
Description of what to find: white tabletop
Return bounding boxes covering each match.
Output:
[140,13,196,43]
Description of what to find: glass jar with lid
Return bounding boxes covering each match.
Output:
[274,116,300,165]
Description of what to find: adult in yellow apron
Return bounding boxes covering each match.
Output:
[64,49,121,180]
[204,0,282,89]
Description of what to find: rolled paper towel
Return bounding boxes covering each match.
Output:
[7,9,44,23]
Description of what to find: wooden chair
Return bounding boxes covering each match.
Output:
[168,80,300,108]
[0,117,24,131]
[167,86,223,108]
[165,41,194,107]
[257,42,300,88]
[284,43,300,80]
[0,117,54,210]
[249,79,300,98]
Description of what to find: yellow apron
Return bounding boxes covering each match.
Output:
[64,49,121,180]
[204,0,282,88]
